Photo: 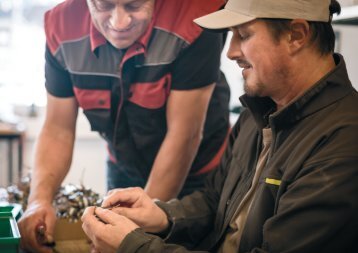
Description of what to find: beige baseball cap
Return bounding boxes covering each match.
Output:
[194,0,331,29]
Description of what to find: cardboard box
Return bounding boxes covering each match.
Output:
[53,218,90,253]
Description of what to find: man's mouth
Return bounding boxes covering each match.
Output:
[237,61,251,69]
[109,24,135,33]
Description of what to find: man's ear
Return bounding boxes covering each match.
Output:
[287,19,310,54]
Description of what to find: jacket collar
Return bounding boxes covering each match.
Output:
[90,22,107,52]
[240,54,353,130]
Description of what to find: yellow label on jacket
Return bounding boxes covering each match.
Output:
[265,178,281,186]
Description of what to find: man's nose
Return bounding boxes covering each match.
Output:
[227,34,243,60]
[109,7,131,30]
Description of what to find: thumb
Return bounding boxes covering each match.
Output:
[95,208,121,225]
[112,207,143,222]
[102,187,143,208]
[44,209,57,236]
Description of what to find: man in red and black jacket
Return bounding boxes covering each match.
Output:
[18,0,230,252]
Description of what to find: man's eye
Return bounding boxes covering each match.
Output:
[126,3,142,11]
[93,0,115,11]
[238,33,249,41]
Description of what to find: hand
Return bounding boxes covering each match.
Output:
[81,206,139,253]
[18,200,56,253]
[102,187,169,233]
[90,241,101,253]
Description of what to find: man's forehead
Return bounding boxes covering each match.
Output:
[230,19,259,32]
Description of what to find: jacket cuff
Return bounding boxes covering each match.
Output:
[155,199,184,240]
[116,228,155,253]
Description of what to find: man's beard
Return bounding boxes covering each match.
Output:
[244,81,266,97]
[243,65,289,98]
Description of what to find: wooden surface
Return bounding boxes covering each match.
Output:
[0,122,23,136]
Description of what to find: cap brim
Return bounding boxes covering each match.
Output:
[194,9,256,30]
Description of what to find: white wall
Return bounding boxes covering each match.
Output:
[20,109,107,195]
[221,32,245,108]
[333,24,358,89]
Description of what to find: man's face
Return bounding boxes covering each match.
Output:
[87,0,155,49]
[227,20,291,99]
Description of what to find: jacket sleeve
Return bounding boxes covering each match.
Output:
[116,229,209,253]
[114,187,220,252]
[154,192,216,248]
[116,120,241,253]
[153,121,239,249]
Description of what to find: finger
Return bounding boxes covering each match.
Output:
[106,188,120,196]
[36,217,56,247]
[44,208,56,238]
[90,242,101,253]
[94,208,122,226]
[18,217,33,249]
[91,247,101,253]
[35,221,55,251]
[102,187,142,208]
[35,222,54,247]
[81,207,105,241]
[105,187,127,198]
[111,206,143,222]
[18,204,56,253]
[21,220,52,253]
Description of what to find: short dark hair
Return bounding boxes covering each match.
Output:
[261,0,341,55]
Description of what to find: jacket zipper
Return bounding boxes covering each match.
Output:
[112,65,124,146]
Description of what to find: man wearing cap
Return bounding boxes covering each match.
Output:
[81,0,358,252]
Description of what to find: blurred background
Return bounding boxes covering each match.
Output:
[1,0,358,195]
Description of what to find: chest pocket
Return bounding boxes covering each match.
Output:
[128,74,171,109]
[263,177,282,199]
[255,176,281,214]
[73,87,113,132]
[71,74,115,133]
[237,174,283,252]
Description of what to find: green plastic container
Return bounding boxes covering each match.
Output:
[0,212,21,253]
[0,204,23,221]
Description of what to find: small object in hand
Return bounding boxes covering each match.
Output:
[93,204,120,224]
[93,206,106,224]
[101,203,121,210]
[36,223,56,248]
